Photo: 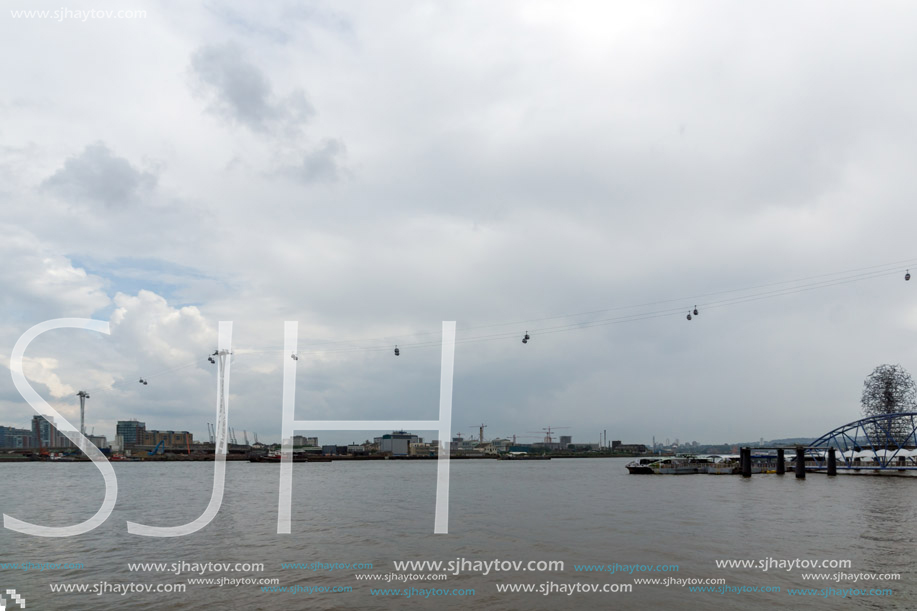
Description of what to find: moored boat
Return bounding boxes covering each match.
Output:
[626,455,712,474]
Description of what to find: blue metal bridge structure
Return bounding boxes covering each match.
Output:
[805,412,917,473]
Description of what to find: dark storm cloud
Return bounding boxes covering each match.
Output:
[190,42,315,134]
[41,142,157,207]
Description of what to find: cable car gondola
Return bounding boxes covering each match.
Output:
[522,331,530,344]
[394,345,400,356]
[686,312,692,321]
[290,353,298,360]
[693,306,699,316]
[138,378,148,385]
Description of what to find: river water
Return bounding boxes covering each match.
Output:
[1,458,915,610]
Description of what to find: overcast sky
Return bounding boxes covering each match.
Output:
[2,1,917,447]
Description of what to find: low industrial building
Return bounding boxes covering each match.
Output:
[378,431,421,456]
[116,420,192,450]
[612,441,648,453]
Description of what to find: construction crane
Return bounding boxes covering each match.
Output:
[470,423,487,445]
[543,426,570,444]
[230,427,238,445]
[526,426,570,444]
[243,430,249,446]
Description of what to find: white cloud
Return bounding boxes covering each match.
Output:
[0,225,110,319]
[0,355,75,399]
[110,290,212,365]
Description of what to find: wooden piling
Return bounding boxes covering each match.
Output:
[776,448,785,475]
[827,447,837,476]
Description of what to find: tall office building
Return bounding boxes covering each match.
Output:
[116,420,147,448]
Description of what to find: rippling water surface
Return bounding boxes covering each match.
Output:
[2,458,916,610]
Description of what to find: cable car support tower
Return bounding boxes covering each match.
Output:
[77,390,90,453]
